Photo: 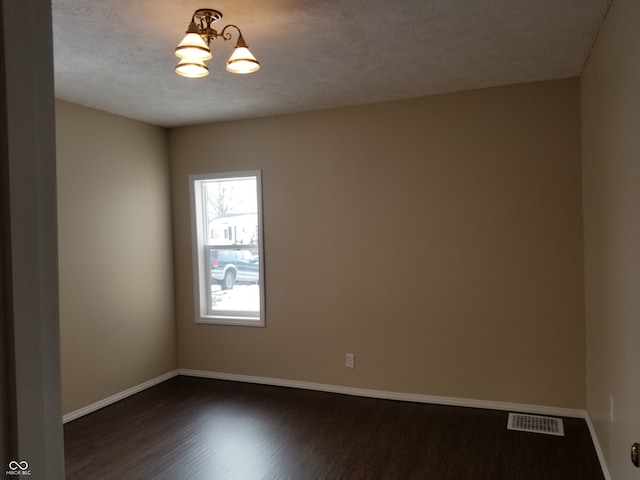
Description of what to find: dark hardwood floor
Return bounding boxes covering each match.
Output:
[64,376,604,479]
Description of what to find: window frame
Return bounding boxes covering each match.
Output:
[189,170,265,327]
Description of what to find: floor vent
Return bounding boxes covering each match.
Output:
[507,413,564,436]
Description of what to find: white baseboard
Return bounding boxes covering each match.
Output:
[62,370,179,423]
[179,369,352,395]
[349,386,586,418]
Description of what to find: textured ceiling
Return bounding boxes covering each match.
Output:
[52,0,611,128]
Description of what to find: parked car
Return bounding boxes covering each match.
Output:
[210,249,259,290]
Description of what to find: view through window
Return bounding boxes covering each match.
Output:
[190,171,264,326]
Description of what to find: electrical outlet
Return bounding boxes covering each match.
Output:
[609,396,615,424]
[346,353,355,368]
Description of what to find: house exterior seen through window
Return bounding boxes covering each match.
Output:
[190,171,265,326]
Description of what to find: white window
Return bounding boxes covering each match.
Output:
[190,171,265,326]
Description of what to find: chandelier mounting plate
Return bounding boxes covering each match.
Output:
[193,9,223,23]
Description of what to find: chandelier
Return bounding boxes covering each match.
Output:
[175,8,260,78]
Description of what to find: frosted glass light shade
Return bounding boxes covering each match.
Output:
[175,31,212,61]
[175,58,209,78]
[226,46,260,74]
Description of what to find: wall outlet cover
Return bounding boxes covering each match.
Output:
[346,353,355,368]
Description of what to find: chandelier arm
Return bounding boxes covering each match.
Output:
[220,24,242,42]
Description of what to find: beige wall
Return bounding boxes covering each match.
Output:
[582,0,640,477]
[170,79,585,408]
[56,101,177,414]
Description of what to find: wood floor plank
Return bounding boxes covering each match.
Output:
[64,376,604,479]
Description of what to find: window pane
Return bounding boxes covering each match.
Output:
[204,177,258,246]
[208,246,260,316]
